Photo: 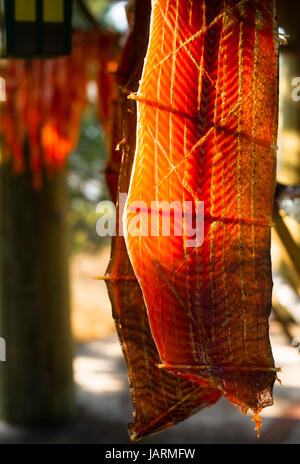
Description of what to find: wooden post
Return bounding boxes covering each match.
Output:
[273,2,300,289]
[0,159,74,424]
[277,1,300,185]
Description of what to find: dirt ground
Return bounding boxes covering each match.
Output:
[0,323,299,444]
[0,247,299,444]
[70,247,115,341]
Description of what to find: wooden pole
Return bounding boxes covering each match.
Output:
[274,2,300,290]
[0,159,74,424]
[277,1,300,185]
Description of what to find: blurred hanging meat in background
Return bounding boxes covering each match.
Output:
[0,30,119,189]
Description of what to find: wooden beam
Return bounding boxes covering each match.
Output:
[273,205,300,287]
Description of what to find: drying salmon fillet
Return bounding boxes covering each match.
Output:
[105,6,222,439]
[106,127,221,439]
[124,0,279,428]
[104,33,134,202]
[104,95,123,202]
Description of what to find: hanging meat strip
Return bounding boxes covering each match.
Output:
[0,31,119,188]
[105,1,221,440]
[106,109,221,439]
[103,32,133,202]
[124,0,279,434]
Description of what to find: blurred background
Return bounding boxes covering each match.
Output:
[0,0,299,445]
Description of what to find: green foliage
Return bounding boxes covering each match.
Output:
[67,105,111,255]
[72,0,121,30]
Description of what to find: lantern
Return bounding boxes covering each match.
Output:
[0,0,73,58]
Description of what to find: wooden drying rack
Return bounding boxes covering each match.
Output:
[273,182,300,345]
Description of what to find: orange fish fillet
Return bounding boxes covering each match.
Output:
[106,124,221,439]
[105,1,221,440]
[124,0,279,428]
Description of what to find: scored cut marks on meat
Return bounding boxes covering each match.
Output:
[124,0,279,435]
